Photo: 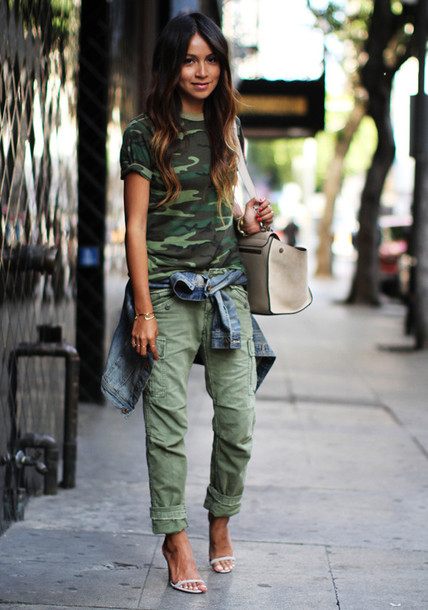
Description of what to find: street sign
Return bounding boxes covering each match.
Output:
[237,75,325,137]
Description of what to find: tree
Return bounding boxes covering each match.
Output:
[309,0,372,276]
[310,1,417,294]
[347,0,417,304]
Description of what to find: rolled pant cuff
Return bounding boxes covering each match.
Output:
[203,484,242,517]
[150,505,188,535]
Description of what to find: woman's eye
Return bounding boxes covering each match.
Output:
[183,57,194,65]
[207,56,218,63]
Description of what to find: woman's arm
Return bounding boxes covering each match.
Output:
[124,172,159,361]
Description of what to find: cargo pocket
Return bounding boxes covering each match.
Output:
[229,285,250,309]
[144,337,167,398]
[247,338,256,396]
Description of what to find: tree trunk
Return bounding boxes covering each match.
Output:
[347,88,395,304]
[316,98,366,276]
[347,0,397,305]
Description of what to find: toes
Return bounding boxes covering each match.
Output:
[181,580,207,592]
[213,559,234,573]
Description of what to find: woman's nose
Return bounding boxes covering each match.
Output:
[195,62,208,78]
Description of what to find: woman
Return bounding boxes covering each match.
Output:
[112,12,273,594]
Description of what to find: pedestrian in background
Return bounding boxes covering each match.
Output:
[106,12,274,594]
[283,219,299,246]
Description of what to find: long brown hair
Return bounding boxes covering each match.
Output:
[146,13,239,213]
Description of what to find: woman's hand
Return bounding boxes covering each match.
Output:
[241,197,274,235]
[131,317,159,361]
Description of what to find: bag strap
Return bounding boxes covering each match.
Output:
[234,121,271,233]
[234,121,257,200]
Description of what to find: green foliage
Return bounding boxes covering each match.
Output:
[314,130,336,190]
[11,0,74,48]
[309,1,347,32]
[314,95,377,190]
[344,115,377,174]
[246,111,376,195]
[308,0,372,37]
[246,139,306,191]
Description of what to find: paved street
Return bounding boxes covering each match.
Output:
[1,265,428,609]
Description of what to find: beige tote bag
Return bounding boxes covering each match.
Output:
[236,134,313,315]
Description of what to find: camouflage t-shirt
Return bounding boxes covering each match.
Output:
[120,112,245,281]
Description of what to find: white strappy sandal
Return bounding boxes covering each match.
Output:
[210,555,236,574]
[164,557,206,594]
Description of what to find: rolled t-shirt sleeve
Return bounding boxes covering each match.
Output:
[120,119,153,182]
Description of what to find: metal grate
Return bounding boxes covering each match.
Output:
[0,0,80,532]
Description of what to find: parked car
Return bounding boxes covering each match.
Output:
[378,215,412,298]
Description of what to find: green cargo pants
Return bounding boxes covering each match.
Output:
[143,284,256,534]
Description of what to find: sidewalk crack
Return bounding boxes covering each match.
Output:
[325,546,341,609]
[137,536,161,608]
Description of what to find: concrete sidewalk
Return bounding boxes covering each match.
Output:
[1,268,428,609]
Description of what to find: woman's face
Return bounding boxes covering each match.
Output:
[178,33,221,113]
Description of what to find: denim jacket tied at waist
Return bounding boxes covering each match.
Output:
[101,270,275,416]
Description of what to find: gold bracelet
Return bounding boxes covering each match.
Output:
[236,216,249,237]
[134,311,155,321]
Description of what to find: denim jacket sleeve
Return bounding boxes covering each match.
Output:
[251,316,276,390]
[101,281,153,416]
